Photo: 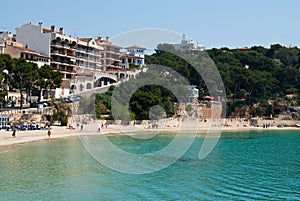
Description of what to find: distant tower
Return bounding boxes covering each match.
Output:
[182,34,186,41]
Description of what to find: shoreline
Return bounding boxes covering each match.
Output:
[0,121,299,151]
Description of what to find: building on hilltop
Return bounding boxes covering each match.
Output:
[118,45,145,78]
[121,45,145,67]
[172,34,204,55]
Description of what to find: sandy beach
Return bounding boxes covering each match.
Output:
[0,117,299,149]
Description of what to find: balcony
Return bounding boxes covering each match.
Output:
[51,50,66,56]
[77,55,88,60]
[51,42,70,49]
[52,58,76,66]
[76,48,86,53]
[58,66,77,74]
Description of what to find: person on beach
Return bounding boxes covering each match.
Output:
[81,124,83,131]
[12,128,16,138]
[47,129,51,138]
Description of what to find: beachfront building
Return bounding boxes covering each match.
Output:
[16,23,118,97]
[0,31,50,66]
[4,40,50,67]
[96,36,121,71]
[175,101,222,119]
[0,31,51,106]
[15,22,141,97]
[187,85,199,103]
[95,37,139,81]
[16,23,102,94]
[172,34,204,55]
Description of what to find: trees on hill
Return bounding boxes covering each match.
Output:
[93,44,300,119]
[2,42,299,119]
[145,44,300,117]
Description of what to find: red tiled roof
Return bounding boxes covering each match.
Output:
[42,28,52,33]
[9,45,50,58]
[79,38,93,42]
[120,54,144,59]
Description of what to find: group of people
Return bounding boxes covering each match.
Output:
[11,121,112,139]
[97,122,109,133]
[11,127,51,139]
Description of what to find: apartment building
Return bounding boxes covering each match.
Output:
[96,36,121,71]
[1,31,50,67]
[4,40,50,67]
[0,31,51,105]
[15,22,144,96]
[95,37,140,81]
[16,22,106,96]
[120,45,145,68]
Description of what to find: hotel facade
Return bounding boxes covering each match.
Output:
[15,22,144,97]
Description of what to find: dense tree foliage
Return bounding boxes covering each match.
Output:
[208,45,300,103]
[94,74,179,120]
[9,58,39,109]
[0,54,62,109]
[94,85,114,119]
[93,44,300,119]
[51,99,71,126]
[146,44,300,117]
[129,85,176,120]
[36,64,62,102]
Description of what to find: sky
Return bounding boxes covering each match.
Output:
[0,0,299,49]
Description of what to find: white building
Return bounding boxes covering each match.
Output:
[15,22,142,97]
[120,45,145,68]
[0,40,4,54]
[96,36,121,71]
[4,40,50,67]
[16,23,108,97]
[187,85,199,103]
[0,31,14,54]
[173,34,204,55]
[1,31,50,66]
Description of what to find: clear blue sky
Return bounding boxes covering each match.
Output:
[1,0,299,49]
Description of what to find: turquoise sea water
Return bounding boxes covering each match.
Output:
[0,130,299,200]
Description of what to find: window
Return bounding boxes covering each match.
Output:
[87,83,92,89]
